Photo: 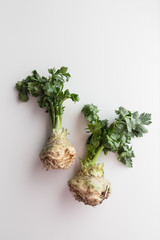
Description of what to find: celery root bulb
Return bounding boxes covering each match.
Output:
[40,129,76,170]
[68,165,111,206]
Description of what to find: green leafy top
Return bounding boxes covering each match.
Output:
[82,105,151,168]
[16,67,79,130]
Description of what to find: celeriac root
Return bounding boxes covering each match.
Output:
[40,129,76,170]
[68,166,111,206]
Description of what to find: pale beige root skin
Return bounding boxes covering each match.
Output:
[68,172,111,206]
[40,129,76,170]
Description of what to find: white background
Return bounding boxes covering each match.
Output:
[1,0,160,240]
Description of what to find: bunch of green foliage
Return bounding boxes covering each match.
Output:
[81,104,152,168]
[16,67,79,130]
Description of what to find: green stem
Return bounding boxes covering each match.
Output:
[91,145,104,164]
[83,151,89,165]
[48,105,63,130]
[55,114,62,130]
[52,107,55,128]
[117,120,127,125]
[49,112,53,130]
[49,108,56,129]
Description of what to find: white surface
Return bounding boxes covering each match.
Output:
[1,0,160,240]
